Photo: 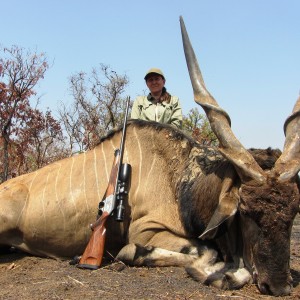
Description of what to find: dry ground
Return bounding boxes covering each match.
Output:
[0,214,299,300]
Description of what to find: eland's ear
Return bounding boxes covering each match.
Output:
[200,176,239,239]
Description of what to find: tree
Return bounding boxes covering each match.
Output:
[15,108,65,173]
[0,45,49,182]
[182,108,218,146]
[59,64,130,153]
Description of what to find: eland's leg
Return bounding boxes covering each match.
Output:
[116,230,251,290]
[116,230,218,267]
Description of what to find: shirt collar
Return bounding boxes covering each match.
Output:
[147,93,155,101]
[147,93,167,106]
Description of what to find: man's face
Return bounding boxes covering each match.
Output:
[146,75,165,95]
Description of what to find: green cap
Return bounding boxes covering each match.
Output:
[144,68,165,80]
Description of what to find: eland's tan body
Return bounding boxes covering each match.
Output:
[0,122,190,256]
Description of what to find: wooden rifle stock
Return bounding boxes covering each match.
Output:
[77,96,130,270]
[76,212,109,269]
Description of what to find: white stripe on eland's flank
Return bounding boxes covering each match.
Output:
[70,157,78,210]
[124,147,129,163]
[16,171,38,226]
[28,171,38,191]
[41,172,49,235]
[70,157,80,235]
[142,129,157,200]
[110,138,117,151]
[107,137,118,176]
[55,163,66,231]
[93,148,102,202]
[70,156,80,235]
[132,127,142,203]
[83,152,89,213]
[101,143,109,181]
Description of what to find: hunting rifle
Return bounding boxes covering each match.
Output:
[77,97,131,270]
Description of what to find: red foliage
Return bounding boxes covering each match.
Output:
[0,45,50,182]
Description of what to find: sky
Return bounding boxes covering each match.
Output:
[2,0,300,149]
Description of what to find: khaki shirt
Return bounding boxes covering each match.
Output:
[131,94,183,129]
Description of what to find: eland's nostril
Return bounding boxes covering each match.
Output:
[259,282,271,295]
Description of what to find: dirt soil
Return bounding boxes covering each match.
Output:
[0,215,299,300]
